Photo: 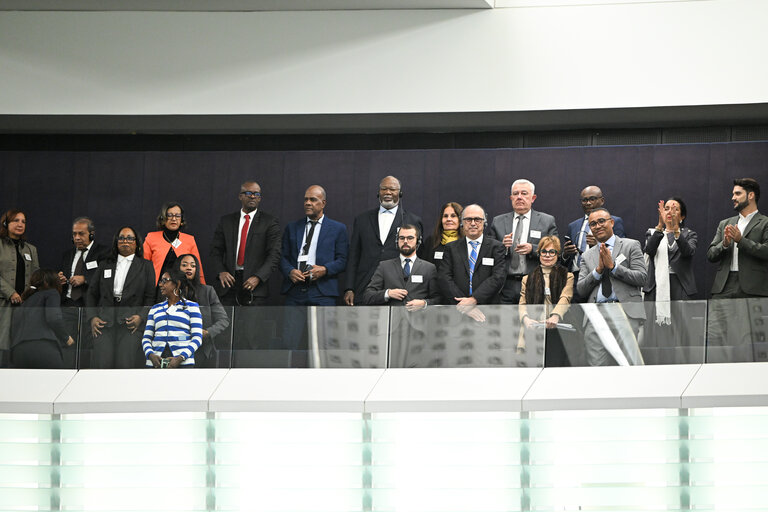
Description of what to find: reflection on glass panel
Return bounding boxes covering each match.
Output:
[0,413,54,511]
[707,298,768,363]
[389,305,545,368]
[231,306,389,368]
[641,300,707,365]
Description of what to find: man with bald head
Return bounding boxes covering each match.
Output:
[344,176,423,305]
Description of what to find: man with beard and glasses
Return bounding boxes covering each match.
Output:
[706,178,768,362]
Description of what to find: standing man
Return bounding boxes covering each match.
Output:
[577,208,647,366]
[344,176,423,306]
[280,185,349,306]
[58,217,109,308]
[363,224,440,308]
[210,181,282,307]
[438,204,506,307]
[706,178,768,361]
[490,179,558,304]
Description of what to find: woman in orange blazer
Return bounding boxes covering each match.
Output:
[144,202,205,300]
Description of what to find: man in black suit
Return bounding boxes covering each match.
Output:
[58,217,109,307]
[210,181,282,307]
[344,176,423,306]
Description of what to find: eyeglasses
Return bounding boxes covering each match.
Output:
[379,187,400,192]
[398,236,416,242]
[117,236,136,242]
[539,249,558,256]
[159,277,173,284]
[581,196,603,203]
[240,191,262,198]
[166,213,182,219]
[588,217,611,228]
[463,217,484,224]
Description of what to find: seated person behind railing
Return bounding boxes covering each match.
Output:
[143,269,203,368]
[519,236,573,366]
[11,269,75,368]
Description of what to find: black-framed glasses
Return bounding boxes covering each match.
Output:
[463,217,484,224]
[117,236,136,242]
[539,249,559,256]
[165,213,182,219]
[398,236,416,242]
[588,217,610,228]
[581,196,603,203]
[159,277,172,284]
[240,191,262,198]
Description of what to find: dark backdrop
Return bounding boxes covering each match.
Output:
[2,140,767,301]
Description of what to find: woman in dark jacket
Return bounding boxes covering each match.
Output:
[11,269,74,368]
[419,202,463,267]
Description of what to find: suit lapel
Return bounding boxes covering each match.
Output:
[742,213,762,238]
[245,210,261,246]
[460,238,471,274]
[392,259,407,287]
[368,210,382,247]
[123,257,141,296]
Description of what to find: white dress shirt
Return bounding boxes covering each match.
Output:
[378,205,398,245]
[466,235,484,259]
[300,215,324,266]
[113,253,135,297]
[235,209,256,270]
[731,209,759,271]
[67,241,94,299]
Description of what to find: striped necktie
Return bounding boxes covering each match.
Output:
[468,240,479,295]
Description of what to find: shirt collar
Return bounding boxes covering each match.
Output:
[399,253,417,265]
[740,210,759,221]
[604,234,617,247]
[78,241,94,254]
[467,235,483,246]
[117,253,135,263]
[379,205,398,215]
[242,209,257,218]
[306,214,324,225]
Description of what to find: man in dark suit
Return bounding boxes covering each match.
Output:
[344,176,423,306]
[210,181,282,307]
[706,178,768,361]
[363,224,440,308]
[577,208,647,366]
[58,217,109,307]
[280,185,349,306]
[489,179,558,304]
[438,204,506,308]
[562,185,625,302]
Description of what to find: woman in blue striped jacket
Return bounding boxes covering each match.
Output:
[142,269,203,368]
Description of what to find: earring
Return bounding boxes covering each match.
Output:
[173,289,179,297]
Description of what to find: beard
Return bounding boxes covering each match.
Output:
[398,245,415,257]
[734,197,749,212]
[379,199,398,209]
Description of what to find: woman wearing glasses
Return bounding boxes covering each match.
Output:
[143,202,206,301]
[86,227,155,368]
[519,235,574,367]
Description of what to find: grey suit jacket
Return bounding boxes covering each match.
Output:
[362,257,440,305]
[489,209,558,275]
[577,236,648,320]
[707,212,768,296]
[643,227,697,297]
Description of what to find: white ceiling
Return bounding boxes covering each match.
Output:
[0,0,494,11]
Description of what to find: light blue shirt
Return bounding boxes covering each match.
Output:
[299,215,324,267]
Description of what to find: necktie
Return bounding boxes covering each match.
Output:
[237,214,250,267]
[299,220,318,272]
[70,251,86,301]
[403,258,411,279]
[468,240,479,295]
[511,215,524,271]
[601,243,612,298]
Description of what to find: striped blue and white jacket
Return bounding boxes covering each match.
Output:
[142,299,203,366]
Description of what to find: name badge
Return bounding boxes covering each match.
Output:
[24,253,32,261]
[615,254,627,265]
[434,251,444,260]
[411,275,423,283]
[104,269,112,279]
[530,230,542,239]
[86,261,98,270]
[171,238,182,249]
[297,254,309,262]
[482,257,494,266]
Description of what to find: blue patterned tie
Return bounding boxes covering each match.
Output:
[403,258,411,279]
[468,240,479,295]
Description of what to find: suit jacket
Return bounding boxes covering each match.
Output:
[362,257,440,305]
[489,209,558,275]
[280,216,349,298]
[0,238,39,301]
[707,212,768,296]
[143,231,206,285]
[437,237,506,304]
[643,227,697,297]
[59,242,110,304]
[577,236,648,320]
[345,207,423,300]
[563,214,625,270]
[12,289,70,349]
[210,210,282,298]
[86,256,156,326]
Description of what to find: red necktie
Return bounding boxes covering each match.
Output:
[237,214,250,266]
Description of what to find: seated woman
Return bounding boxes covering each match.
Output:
[173,254,229,367]
[142,269,203,368]
[11,269,74,369]
[419,202,463,267]
[519,236,574,367]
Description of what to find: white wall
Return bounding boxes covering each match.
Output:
[0,0,766,117]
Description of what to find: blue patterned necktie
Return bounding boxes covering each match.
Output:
[468,240,479,295]
[403,258,411,279]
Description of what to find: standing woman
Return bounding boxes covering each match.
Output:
[419,202,463,267]
[142,269,203,368]
[173,253,229,367]
[11,269,74,368]
[0,209,40,365]
[143,202,206,300]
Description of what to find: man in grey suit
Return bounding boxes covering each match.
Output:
[490,179,558,304]
[363,224,440,308]
[577,208,648,366]
[706,178,768,361]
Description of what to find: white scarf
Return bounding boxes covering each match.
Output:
[653,230,672,325]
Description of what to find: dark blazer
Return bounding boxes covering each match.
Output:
[489,209,558,275]
[437,237,506,305]
[362,257,441,305]
[280,216,349,298]
[59,242,110,304]
[707,212,768,296]
[210,210,282,298]
[563,214,625,270]
[418,236,452,271]
[345,207,423,300]
[12,289,70,350]
[643,227,697,297]
[86,256,156,326]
